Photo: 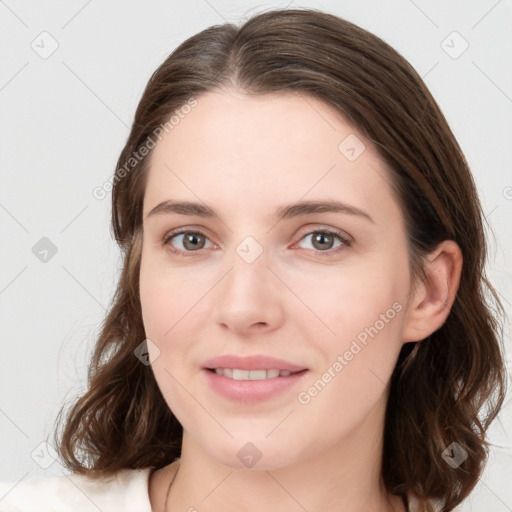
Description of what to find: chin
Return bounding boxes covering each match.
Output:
[200,435,306,472]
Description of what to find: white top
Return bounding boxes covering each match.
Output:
[0,468,459,511]
[0,468,154,512]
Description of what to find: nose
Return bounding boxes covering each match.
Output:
[213,243,284,335]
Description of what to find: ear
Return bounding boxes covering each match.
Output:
[402,240,463,343]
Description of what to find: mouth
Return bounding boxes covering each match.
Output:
[202,366,309,403]
[205,367,308,380]
[202,354,307,374]
[201,354,309,402]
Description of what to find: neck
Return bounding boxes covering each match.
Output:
[160,397,405,512]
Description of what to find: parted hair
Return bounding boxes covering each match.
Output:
[52,8,507,511]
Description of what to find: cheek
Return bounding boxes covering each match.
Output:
[139,246,193,339]
[139,265,170,340]
[334,278,405,343]
[139,254,198,419]
[301,255,407,343]
[298,261,407,401]
[139,248,212,373]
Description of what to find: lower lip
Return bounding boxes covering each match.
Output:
[202,368,308,403]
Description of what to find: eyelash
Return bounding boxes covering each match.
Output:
[161,227,352,258]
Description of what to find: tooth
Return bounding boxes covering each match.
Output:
[249,370,267,380]
[233,369,250,380]
[215,368,296,379]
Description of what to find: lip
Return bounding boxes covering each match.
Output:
[202,354,307,373]
[202,367,308,403]
[201,355,309,403]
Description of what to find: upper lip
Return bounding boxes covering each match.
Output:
[202,355,307,373]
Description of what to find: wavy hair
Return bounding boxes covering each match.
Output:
[52,8,507,511]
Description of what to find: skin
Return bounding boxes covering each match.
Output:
[140,89,463,512]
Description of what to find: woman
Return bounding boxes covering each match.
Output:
[0,7,506,512]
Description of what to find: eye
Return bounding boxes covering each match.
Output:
[162,229,214,256]
[295,229,351,256]
[162,227,351,257]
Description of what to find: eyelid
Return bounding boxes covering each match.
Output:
[294,225,352,245]
[161,225,352,256]
[161,228,216,253]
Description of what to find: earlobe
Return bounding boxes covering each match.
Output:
[402,240,463,343]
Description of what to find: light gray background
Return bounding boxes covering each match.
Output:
[1,0,511,510]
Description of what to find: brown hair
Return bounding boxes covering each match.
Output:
[52,8,507,511]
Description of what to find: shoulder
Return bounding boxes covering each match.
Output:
[407,492,464,511]
[0,467,154,512]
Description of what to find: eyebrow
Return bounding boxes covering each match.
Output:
[146,199,374,224]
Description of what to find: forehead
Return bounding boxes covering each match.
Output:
[143,89,401,226]
[150,89,364,165]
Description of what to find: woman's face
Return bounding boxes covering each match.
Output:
[139,89,417,469]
